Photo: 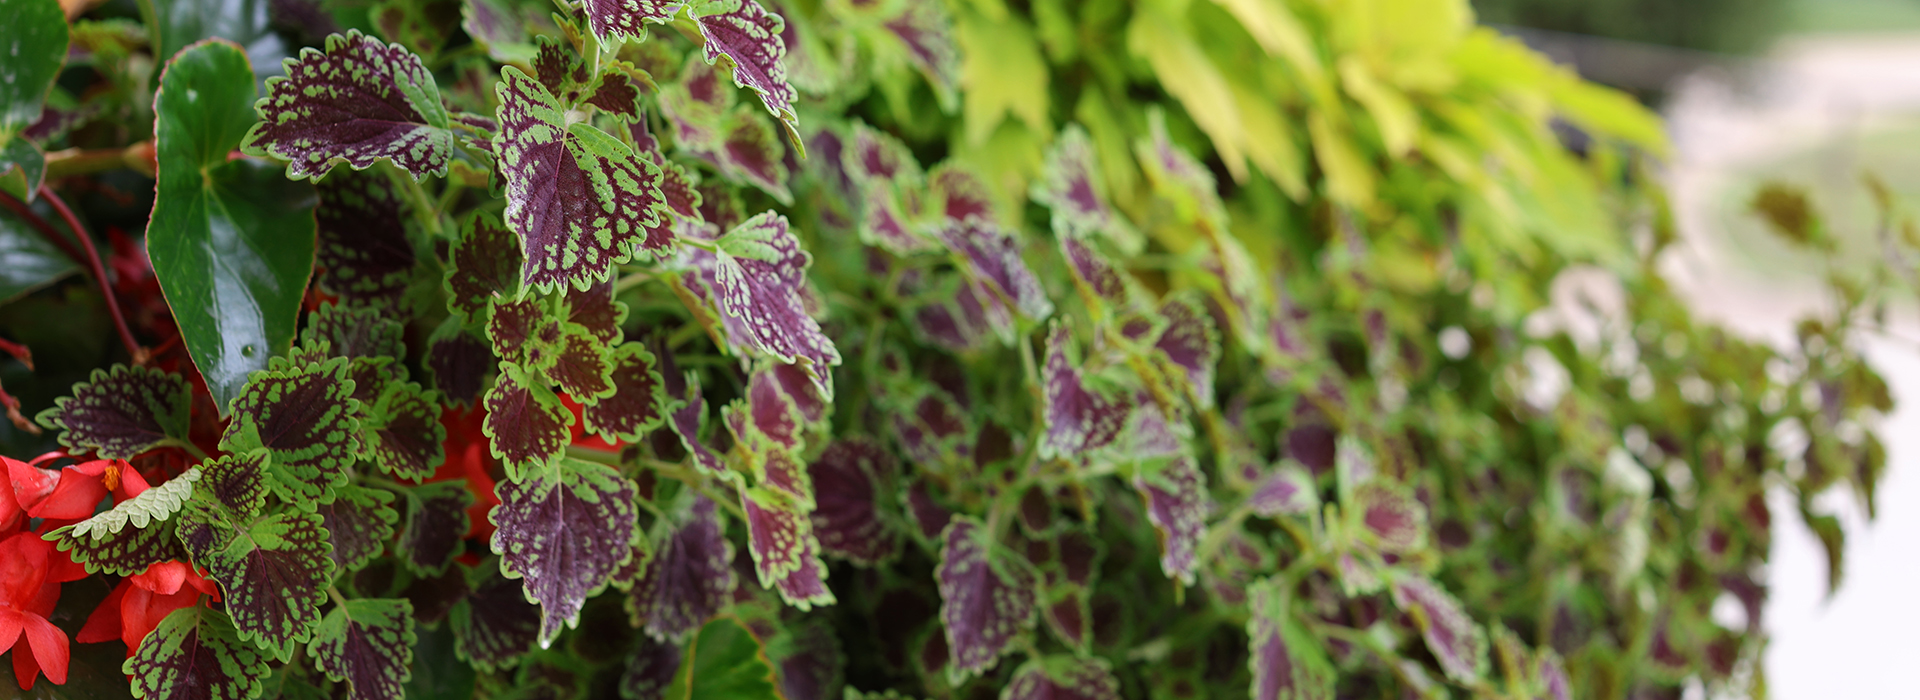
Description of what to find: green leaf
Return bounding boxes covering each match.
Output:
[151,0,290,86]
[661,617,781,700]
[0,200,78,304]
[178,503,336,660]
[149,39,319,413]
[0,0,68,202]
[126,606,272,700]
[309,598,418,700]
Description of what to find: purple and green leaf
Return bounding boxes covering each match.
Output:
[446,211,525,323]
[739,485,832,608]
[451,563,543,671]
[35,364,192,460]
[1247,582,1334,700]
[582,0,684,43]
[1039,325,1129,459]
[667,377,728,477]
[313,168,417,306]
[1002,656,1122,700]
[1353,481,1425,554]
[628,496,736,641]
[220,357,362,509]
[938,219,1053,329]
[689,0,801,144]
[937,518,1036,681]
[363,381,447,481]
[125,607,270,700]
[426,323,495,405]
[308,598,417,700]
[399,481,474,577]
[1134,456,1207,585]
[491,457,641,645]
[243,30,455,180]
[177,505,335,660]
[808,438,900,565]
[1033,125,1132,243]
[695,212,840,395]
[482,362,573,480]
[45,467,199,575]
[584,343,670,443]
[1391,575,1487,684]
[320,484,400,574]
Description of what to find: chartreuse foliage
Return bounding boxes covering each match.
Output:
[7,0,1916,698]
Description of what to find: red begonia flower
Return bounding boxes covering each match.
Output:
[77,561,219,658]
[0,530,82,689]
[427,406,500,541]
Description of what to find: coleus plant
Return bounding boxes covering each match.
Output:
[0,0,1911,698]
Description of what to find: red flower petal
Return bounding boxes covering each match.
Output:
[130,561,191,595]
[0,532,50,608]
[0,609,23,655]
[4,458,57,514]
[77,580,130,644]
[17,613,67,686]
[29,464,110,520]
[120,586,203,656]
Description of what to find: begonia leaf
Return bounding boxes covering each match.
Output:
[1039,325,1129,459]
[482,362,573,479]
[1353,481,1425,554]
[125,607,271,700]
[1391,575,1487,684]
[451,564,543,671]
[447,211,526,323]
[36,365,192,460]
[1002,656,1122,700]
[0,0,65,202]
[585,343,671,443]
[320,484,400,574]
[689,0,801,143]
[309,598,417,700]
[491,457,641,645]
[243,30,454,180]
[628,497,736,641]
[698,213,841,390]
[739,485,833,609]
[46,468,199,575]
[807,438,900,565]
[1247,582,1334,700]
[150,40,318,413]
[938,219,1052,328]
[937,518,1036,681]
[582,0,684,43]
[364,381,448,481]
[660,616,781,699]
[177,505,334,660]
[219,356,362,508]
[313,168,418,305]
[493,66,672,292]
[399,481,473,577]
[1134,456,1207,585]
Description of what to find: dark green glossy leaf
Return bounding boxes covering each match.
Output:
[149,39,318,413]
[0,205,78,302]
[661,616,781,700]
[0,0,67,202]
[152,0,290,85]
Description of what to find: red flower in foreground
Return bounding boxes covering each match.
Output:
[428,406,501,542]
[77,561,219,658]
[0,531,86,689]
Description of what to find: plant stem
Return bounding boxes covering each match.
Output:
[0,189,85,267]
[43,144,154,179]
[40,186,143,362]
[160,437,212,463]
[388,168,445,239]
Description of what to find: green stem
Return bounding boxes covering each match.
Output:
[327,586,350,609]
[160,437,212,463]
[388,168,445,239]
[566,444,624,466]
[613,270,654,295]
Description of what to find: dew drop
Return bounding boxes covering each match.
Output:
[241,344,258,358]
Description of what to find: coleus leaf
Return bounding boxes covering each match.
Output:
[149,40,318,414]
[1033,125,1134,243]
[1039,587,1091,653]
[1039,325,1129,459]
[566,280,628,344]
[1248,463,1318,518]
[715,111,793,204]
[451,563,543,671]
[843,122,923,188]
[126,606,271,700]
[1135,456,1207,585]
[493,65,672,292]
[1352,481,1426,554]
[178,504,334,659]
[1390,575,1488,684]
[628,496,736,641]
[462,0,538,63]
[724,368,803,453]
[243,30,453,180]
[938,219,1053,329]
[36,364,192,460]
[1058,239,1130,316]
[219,356,362,508]
[929,164,995,224]
[773,620,843,700]
[659,54,735,151]
[667,377,727,477]
[1247,581,1334,700]
[880,0,959,107]
[46,468,199,575]
[427,323,496,405]
[808,438,900,565]
[661,616,781,699]
[689,0,801,143]
[399,481,474,577]
[364,381,448,481]
[581,0,684,43]
[621,635,682,700]
[693,212,841,396]
[303,303,405,368]
[585,343,670,444]
[739,485,834,609]
[446,211,525,323]
[531,36,591,100]
[491,457,641,645]
[1002,656,1122,700]
[309,598,417,700]
[547,326,617,403]
[937,517,1036,681]
[487,297,564,371]
[313,168,418,306]
[482,362,573,480]
[1151,295,1220,408]
[320,484,400,574]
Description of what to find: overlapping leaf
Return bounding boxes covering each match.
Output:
[491,457,641,645]
[690,213,841,395]
[320,484,400,574]
[493,66,672,291]
[1135,456,1207,584]
[0,0,66,201]
[482,362,573,479]
[937,518,1035,681]
[310,598,417,700]
[399,481,473,576]
[582,0,683,42]
[46,468,199,575]
[938,219,1052,332]
[220,357,361,507]
[1353,482,1426,554]
[451,564,543,671]
[584,343,670,443]
[1003,656,1122,700]
[177,505,334,659]
[628,497,735,641]
[36,365,192,460]
[808,438,900,565]
[1391,575,1487,684]
[126,607,271,700]
[244,30,455,180]
[1039,326,1129,459]
[690,0,800,141]
[446,211,525,323]
[739,485,833,609]
[1247,582,1333,700]
[364,381,447,480]
[312,168,418,305]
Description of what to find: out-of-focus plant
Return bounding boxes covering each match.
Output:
[0,0,1909,698]
[1472,0,1787,54]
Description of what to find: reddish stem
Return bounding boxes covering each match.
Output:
[39,186,144,363]
[0,189,87,267]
